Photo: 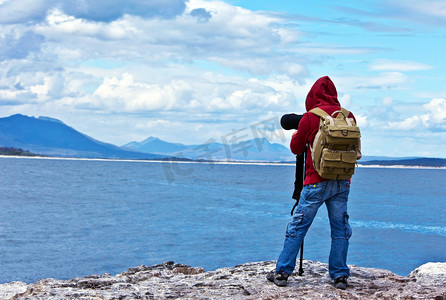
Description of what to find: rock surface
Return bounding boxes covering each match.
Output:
[1,260,445,299]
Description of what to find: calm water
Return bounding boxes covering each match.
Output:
[0,157,445,283]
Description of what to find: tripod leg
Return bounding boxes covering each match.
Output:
[298,240,304,276]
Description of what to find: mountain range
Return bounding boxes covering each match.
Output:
[0,114,161,159]
[0,114,295,161]
[0,114,445,166]
[122,136,295,162]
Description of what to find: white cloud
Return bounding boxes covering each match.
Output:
[362,72,408,89]
[0,0,188,24]
[390,0,446,19]
[0,27,44,61]
[135,119,182,131]
[335,72,409,90]
[382,96,393,106]
[387,98,446,130]
[382,0,446,27]
[387,115,421,130]
[29,77,50,97]
[208,97,232,111]
[339,94,351,107]
[24,0,305,78]
[0,88,25,101]
[296,43,379,55]
[354,114,368,127]
[423,98,446,127]
[370,59,433,72]
[36,9,138,40]
[93,73,179,112]
[408,1,446,18]
[0,0,48,24]
[89,71,302,115]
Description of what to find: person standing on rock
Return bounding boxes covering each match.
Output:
[267,76,357,290]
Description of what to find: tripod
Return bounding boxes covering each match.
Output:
[290,149,306,276]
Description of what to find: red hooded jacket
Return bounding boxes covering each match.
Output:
[290,76,356,185]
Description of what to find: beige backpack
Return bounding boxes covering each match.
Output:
[310,107,361,180]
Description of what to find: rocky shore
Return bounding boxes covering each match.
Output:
[1,260,445,299]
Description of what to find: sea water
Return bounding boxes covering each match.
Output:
[0,156,444,283]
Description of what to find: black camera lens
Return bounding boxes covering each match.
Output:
[281,113,303,130]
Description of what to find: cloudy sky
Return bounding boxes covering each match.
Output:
[1,0,445,158]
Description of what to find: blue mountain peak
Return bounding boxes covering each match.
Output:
[141,136,161,143]
[38,116,66,125]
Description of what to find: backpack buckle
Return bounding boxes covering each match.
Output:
[342,129,348,136]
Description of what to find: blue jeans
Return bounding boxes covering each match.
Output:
[276,180,352,280]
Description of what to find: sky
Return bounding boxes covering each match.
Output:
[0,0,445,158]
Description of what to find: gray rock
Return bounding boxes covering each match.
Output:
[1,260,445,299]
[408,262,446,287]
[0,282,28,299]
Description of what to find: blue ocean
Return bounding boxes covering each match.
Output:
[0,156,445,284]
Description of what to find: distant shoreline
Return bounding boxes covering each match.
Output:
[357,164,446,170]
[2,155,446,170]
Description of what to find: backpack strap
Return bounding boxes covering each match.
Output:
[310,107,334,126]
[309,107,329,118]
[310,107,350,118]
[334,107,350,118]
[340,107,350,117]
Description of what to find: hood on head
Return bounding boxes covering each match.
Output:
[305,76,340,111]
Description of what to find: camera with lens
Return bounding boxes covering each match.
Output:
[280,113,304,130]
[280,112,306,203]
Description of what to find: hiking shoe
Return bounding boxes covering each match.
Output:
[334,275,348,290]
[266,270,275,283]
[266,270,289,287]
